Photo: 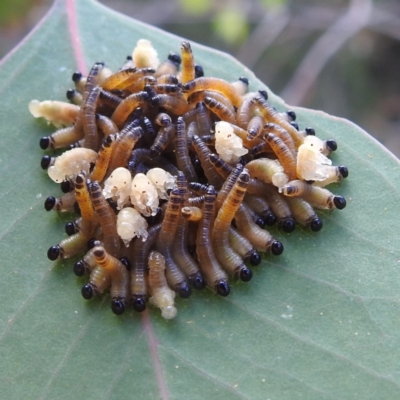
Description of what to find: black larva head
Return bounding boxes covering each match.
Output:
[44,196,55,211]
[66,89,75,101]
[305,127,315,136]
[238,76,249,86]
[215,280,230,297]
[178,283,191,299]
[111,300,125,316]
[190,273,206,290]
[168,52,181,66]
[72,71,82,82]
[60,179,72,193]
[81,284,93,300]
[73,261,85,276]
[280,218,296,233]
[258,90,268,100]
[290,122,299,130]
[194,64,204,78]
[338,166,349,178]
[39,137,50,150]
[240,267,253,282]
[47,245,60,260]
[249,251,261,266]
[263,212,277,226]
[333,196,346,210]
[132,296,146,313]
[271,241,284,256]
[286,110,296,121]
[310,218,323,232]
[40,155,51,170]
[326,139,337,152]
[65,222,76,236]
[255,217,266,229]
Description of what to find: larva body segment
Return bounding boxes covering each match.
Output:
[280,180,346,210]
[203,96,236,124]
[111,92,149,128]
[192,135,224,188]
[29,100,80,128]
[245,158,289,188]
[47,231,90,261]
[212,171,252,281]
[33,39,348,320]
[182,77,243,108]
[47,147,97,183]
[82,86,101,151]
[148,251,177,320]
[93,246,130,315]
[156,187,191,298]
[174,116,198,183]
[181,206,202,221]
[180,41,195,85]
[172,173,204,289]
[235,204,283,255]
[89,181,121,258]
[130,223,161,312]
[74,245,100,276]
[44,191,76,212]
[90,135,116,182]
[40,125,83,150]
[82,265,111,300]
[74,173,97,236]
[196,186,230,296]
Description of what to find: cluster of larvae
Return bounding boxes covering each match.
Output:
[30,39,348,319]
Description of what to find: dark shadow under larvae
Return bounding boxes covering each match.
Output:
[33,39,348,319]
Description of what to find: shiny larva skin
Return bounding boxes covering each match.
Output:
[34,39,348,319]
[235,203,283,255]
[89,181,121,258]
[174,116,198,182]
[93,246,130,315]
[148,251,177,320]
[172,173,204,289]
[180,41,195,84]
[196,186,230,296]
[130,223,161,312]
[212,171,252,281]
[156,187,191,298]
[82,86,101,151]
[182,77,243,108]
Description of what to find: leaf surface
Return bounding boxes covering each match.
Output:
[0,1,399,399]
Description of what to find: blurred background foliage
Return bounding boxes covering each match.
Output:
[1,0,399,157]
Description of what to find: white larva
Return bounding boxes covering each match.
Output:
[132,39,160,69]
[297,135,334,183]
[29,99,80,128]
[148,251,177,320]
[47,148,97,183]
[102,167,132,210]
[130,173,159,217]
[215,121,248,163]
[116,207,148,246]
[146,168,176,200]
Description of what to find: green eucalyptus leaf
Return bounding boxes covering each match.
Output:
[0,1,399,399]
